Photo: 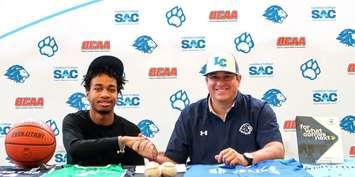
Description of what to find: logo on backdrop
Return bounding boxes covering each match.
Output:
[38,36,58,57]
[239,123,253,135]
[234,32,254,53]
[209,10,238,22]
[166,6,186,28]
[248,63,274,77]
[81,40,110,52]
[300,58,321,80]
[277,37,306,48]
[262,89,286,107]
[133,35,157,54]
[340,115,355,134]
[0,123,11,137]
[312,89,338,104]
[4,65,30,83]
[336,29,355,47]
[199,64,207,75]
[149,67,177,79]
[170,90,190,111]
[114,10,139,25]
[15,97,44,109]
[181,36,206,51]
[263,5,288,24]
[311,6,336,21]
[116,93,140,108]
[53,67,78,81]
[46,119,60,136]
[54,151,67,164]
[137,119,159,138]
[348,63,355,74]
[283,120,296,132]
[66,92,88,110]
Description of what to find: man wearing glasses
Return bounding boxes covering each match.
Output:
[157,53,284,166]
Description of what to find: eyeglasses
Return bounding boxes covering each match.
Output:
[206,74,237,82]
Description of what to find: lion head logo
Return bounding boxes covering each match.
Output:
[137,119,159,138]
[66,92,89,110]
[262,89,287,107]
[263,5,288,24]
[133,35,158,53]
[336,29,355,47]
[4,65,30,83]
[340,115,355,133]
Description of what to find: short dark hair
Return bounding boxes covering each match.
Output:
[82,55,126,94]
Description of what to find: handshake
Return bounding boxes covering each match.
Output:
[144,161,177,177]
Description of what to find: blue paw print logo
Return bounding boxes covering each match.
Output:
[38,36,58,57]
[166,6,186,27]
[263,5,288,23]
[137,119,159,138]
[133,35,158,54]
[46,119,60,136]
[234,32,255,53]
[340,115,355,133]
[199,64,207,75]
[170,90,190,111]
[66,92,89,110]
[336,29,355,47]
[262,89,286,107]
[4,65,30,83]
[300,59,321,80]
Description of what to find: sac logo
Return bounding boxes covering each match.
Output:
[311,7,336,21]
[53,67,78,81]
[116,94,140,108]
[312,90,338,104]
[209,10,238,22]
[15,97,44,109]
[149,67,177,79]
[249,63,274,77]
[181,37,206,51]
[81,40,110,52]
[277,37,305,48]
[115,10,139,24]
[0,123,11,137]
[54,151,67,164]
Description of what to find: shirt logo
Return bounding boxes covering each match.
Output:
[200,130,208,136]
[239,123,253,135]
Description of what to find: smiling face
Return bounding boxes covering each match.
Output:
[205,71,241,105]
[86,73,118,116]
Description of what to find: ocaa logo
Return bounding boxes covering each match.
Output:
[249,63,274,77]
[209,10,238,22]
[137,119,159,138]
[311,7,336,21]
[312,89,338,104]
[114,10,139,24]
[53,67,78,81]
[149,67,177,79]
[81,40,110,52]
[181,36,206,51]
[277,37,305,48]
[133,35,158,54]
[170,90,190,111]
[66,92,88,110]
[54,151,67,164]
[4,65,30,83]
[116,94,140,108]
[262,89,286,107]
[348,63,355,74]
[0,123,11,136]
[15,97,44,109]
[263,5,288,24]
[336,29,355,47]
[340,115,355,134]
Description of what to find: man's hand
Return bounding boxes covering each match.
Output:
[120,134,158,160]
[214,147,248,166]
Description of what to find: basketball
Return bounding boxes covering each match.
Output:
[5,121,56,168]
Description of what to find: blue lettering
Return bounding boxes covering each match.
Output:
[249,66,273,75]
[0,126,10,135]
[313,93,337,102]
[54,69,78,79]
[115,12,139,23]
[55,153,67,163]
[312,9,336,19]
[117,97,140,106]
[181,39,206,49]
